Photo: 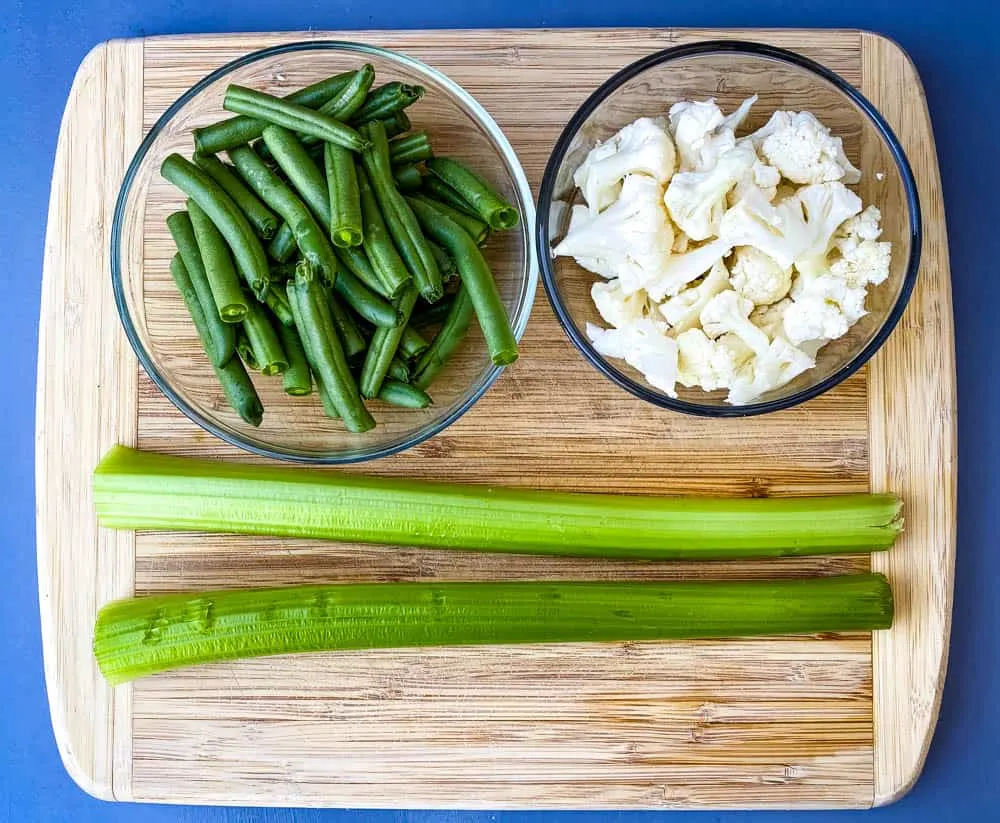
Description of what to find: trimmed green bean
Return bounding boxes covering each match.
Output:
[399,325,430,362]
[351,82,425,125]
[168,253,228,368]
[260,125,330,226]
[328,291,367,362]
[317,64,376,120]
[236,330,260,371]
[313,369,341,419]
[360,121,443,302]
[422,176,479,217]
[242,300,288,376]
[388,356,410,383]
[166,211,235,367]
[161,154,271,300]
[325,143,363,247]
[409,197,517,365]
[278,324,312,396]
[335,245,391,298]
[360,287,419,398]
[410,293,456,329]
[381,111,411,138]
[287,260,374,432]
[193,71,354,154]
[389,131,433,165]
[214,357,264,427]
[427,241,458,281]
[407,193,489,245]
[268,223,297,263]
[356,165,412,299]
[393,163,423,192]
[193,154,279,239]
[411,285,475,389]
[334,266,400,329]
[224,85,368,153]
[187,200,248,323]
[426,157,519,230]
[264,282,295,328]
[377,378,432,409]
[228,145,340,285]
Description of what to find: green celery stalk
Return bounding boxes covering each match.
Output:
[94,575,893,684]
[93,446,902,560]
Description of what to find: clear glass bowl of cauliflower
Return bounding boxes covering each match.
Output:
[538,40,920,416]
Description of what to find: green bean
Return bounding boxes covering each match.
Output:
[409,197,517,365]
[214,357,264,427]
[351,82,425,125]
[389,131,433,166]
[187,200,248,323]
[287,260,374,432]
[193,154,279,239]
[427,241,458,281]
[166,211,236,367]
[411,285,475,389]
[224,85,368,153]
[317,64,376,121]
[168,253,226,368]
[377,379,432,409]
[228,145,340,285]
[425,157,519,230]
[388,356,410,383]
[325,143,363,247]
[393,163,423,192]
[161,154,271,300]
[359,122,442,302]
[356,165,412,299]
[193,71,354,154]
[359,287,419,398]
[236,330,259,371]
[313,369,341,419]
[264,282,295,328]
[334,265,400,329]
[407,193,489,245]
[260,125,330,226]
[277,324,312,396]
[335,245,390,298]
[381,111,411,138]
[410,293,456,329]
[242,300,288,376]
[399,325,430,362]
[267,223,297,263]
[422,176,479,217]
[327,291,367,362]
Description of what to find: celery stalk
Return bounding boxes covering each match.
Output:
[93,446,902,560]
[94,575,893,684]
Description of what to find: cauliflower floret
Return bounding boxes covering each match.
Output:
[830,239,892,287]
[718,187,812,269]
[749,110,862,185]
[750,298,792,340]
[591,280,649,328]
[783,273,868,344]
[645,237,733,301]
[668,96,758,172]
[675,329,748,391]
[573,117,676,212]
[729,246,792,305]
[658,260,730,332]
[727,337,815,405]
[793,182,864,275]
[730,151,782,205]
[699,290,771,356]
[587,318,679,397]
[554,175,674,294]
[837,205,883,248]
[664,141,757,240]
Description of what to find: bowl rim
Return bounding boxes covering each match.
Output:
[536,39,922,417]
[111,39,537,463]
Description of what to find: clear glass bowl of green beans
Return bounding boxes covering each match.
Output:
[112,41,537,462]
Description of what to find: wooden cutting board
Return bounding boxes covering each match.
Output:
[36,28,955,810]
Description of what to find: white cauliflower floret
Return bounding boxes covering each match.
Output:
[699,290,771,356]
[591,280,649,328]
[554,175,674,294]
[668,96,758,172]
[837,205,883,247]
[750,298,792,340]
[729,246,792,305]
[830,240,892,287]
[730,151,782,205]
[793,182,864,275]
[750,110,862,185]
[783,273,868,344]
[727,337,815,405]
[664,141,757,240]
[658,260,730,332]
[587,318,678,397]
[573,117,676,212]
[645,237,733,301]
[675,329,751,391]
[718,188,812,268]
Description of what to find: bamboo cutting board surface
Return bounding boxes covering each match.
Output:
[36,28,955,809]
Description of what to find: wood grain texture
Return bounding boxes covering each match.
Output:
[36,28,954,809]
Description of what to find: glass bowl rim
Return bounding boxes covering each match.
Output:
[111,39,538,463]
[536,39,922,418]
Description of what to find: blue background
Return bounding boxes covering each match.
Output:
[3,1,996,821]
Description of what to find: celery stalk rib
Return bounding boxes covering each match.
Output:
[93,446,902,560]
[94,575,894,684]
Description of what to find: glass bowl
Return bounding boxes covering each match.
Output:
[113,41,536,462]
[537,40,920,417]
